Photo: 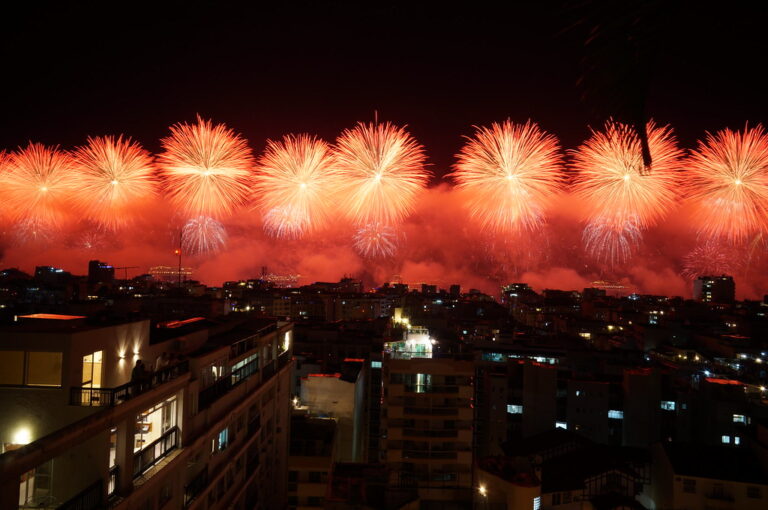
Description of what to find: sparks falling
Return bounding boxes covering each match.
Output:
[72,136,157,229]
[449,120,564,233]
[158,116,254,218]
[353,222,400,258]
[572,121,683,261]
[687,125,768,242]
[0,143,78,229]
[334,122,429,226]
[182,216,228,255]
[254,134,339,239]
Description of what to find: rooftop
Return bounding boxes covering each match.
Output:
[662,443,768,485]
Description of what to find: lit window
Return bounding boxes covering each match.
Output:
[734,436,741,445]
[722,435,731,444]
[371,361,382,369]
[660,401,676,411]
[608,410,624,419]
[733,414,746,424]
[507,405,523,414]
[555,422,567,430]
[533,496,541,510]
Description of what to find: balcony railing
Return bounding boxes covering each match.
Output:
[402,450,458,460]
[404,406,459,416]
[184,468,208,507]
[133,426,179,478]
[402,428,459,438]
[198,350,290,411]
[56,479,103,510]
[69,361,189,407]
[403,384,459,394]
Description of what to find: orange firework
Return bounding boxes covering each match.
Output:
[158,116,254,218]
[334,121,429,226]
[572,120,683,261]
[0,143,78,229]
[449,120,565,233]
[254,134,338,239]
[72,135,157,229]
[687,125,768,242]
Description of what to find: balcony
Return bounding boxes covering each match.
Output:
[198,350,291,410]
[404,406,459,416]
[56,479,103,510]
[402,450,458,460]
[403,384,459,394]
[184,468,208,507]
[69,361,189,407]
[402,428,459,438]
[133,426,179,478]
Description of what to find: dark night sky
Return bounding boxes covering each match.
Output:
[1,1,767,177]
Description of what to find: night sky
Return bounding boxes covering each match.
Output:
[2,1,767,178]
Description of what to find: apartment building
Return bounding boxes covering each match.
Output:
[381,334,474,506]
[0,315,293,510]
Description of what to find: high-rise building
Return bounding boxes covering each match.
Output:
[0,315,293,510]
[693,275,735,303]
[88,260,115,285]
[381,334,474,505]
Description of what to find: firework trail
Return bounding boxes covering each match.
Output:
[334,121,429,226]
[182,216,228,255]
[582,216,643,266]
[681,240,739,280]
[0,143,78,230]
[254,134,338,239]
[353,222,400,258]
[72,135,157,229]
[687,125,768,242]
[571,121,683,262]
[158,116,254,218]
[449,120,564,233]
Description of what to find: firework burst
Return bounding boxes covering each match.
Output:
[353,222,400,258]
[182,216,228,255]
[334,121,429,226]
[72,135,157,229]
[681,240,739,280]
[0,143,77,229]
[687,125,768,242]
[572,121,683,261]
[450,120,564,233]
[254,134,338,238]
[158,116,254,218]
[582,215,643,265]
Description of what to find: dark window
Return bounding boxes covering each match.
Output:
[747,486,761,498]
[683,479,696,494]
[288,471,298,482]
[309,471,321,483]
